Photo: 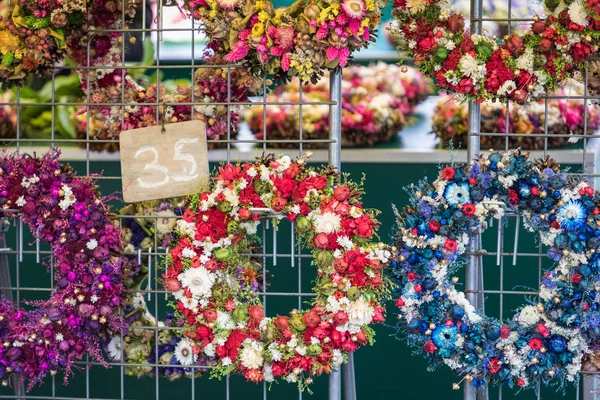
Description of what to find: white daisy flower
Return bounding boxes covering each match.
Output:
[107,336,122,361]
[15,196,26,207]
[55,333,64,342]
[312,211,342,234]
[178,267,215,298]
[174,338,196,366]
[86,239,98,250]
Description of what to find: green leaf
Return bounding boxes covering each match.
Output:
[1,53,14,67]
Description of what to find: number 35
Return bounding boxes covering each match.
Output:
[134,138,200,189]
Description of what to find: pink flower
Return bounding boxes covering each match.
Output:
[338,47,350,67]
[316,24,329,40]
[326,47,339,61]
[281,53,291,71]
[224,41,250,62]
[341,0,365,19]
[274,26,295,51]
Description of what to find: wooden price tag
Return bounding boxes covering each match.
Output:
[119,120,209,203]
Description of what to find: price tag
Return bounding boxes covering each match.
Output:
[119,120,209,203]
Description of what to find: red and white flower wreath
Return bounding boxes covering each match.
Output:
[393,0,600,103]
[164,154,391,387]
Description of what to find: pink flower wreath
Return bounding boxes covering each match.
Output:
[392,0,600,103]
[0,149,125,388]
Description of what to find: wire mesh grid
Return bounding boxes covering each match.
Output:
[0,0,350,398]
[465,0,600,399]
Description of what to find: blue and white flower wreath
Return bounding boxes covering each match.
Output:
[391,149,600,390]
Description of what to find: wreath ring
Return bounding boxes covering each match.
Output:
[164,153,391,387]
[391,149,600,390]
[0,149,125,388]
[392,0,600,103]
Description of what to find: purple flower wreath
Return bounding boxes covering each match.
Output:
[0,149,124,388]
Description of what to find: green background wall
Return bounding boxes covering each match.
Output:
[0,159,585,399]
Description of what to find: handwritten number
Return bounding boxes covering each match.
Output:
[134,139,200,189]
[172,138,199,182]
[135,146,170,189]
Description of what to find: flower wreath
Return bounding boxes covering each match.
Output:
[392,0,600,103]
[184,0,386,84]
[391,149,600,390]
[164,154,391,386]
[0,1,256,147]
[0,149,124,387]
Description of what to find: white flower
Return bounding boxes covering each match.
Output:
[518,305,541,326]
[221,357,232,366]
[346,296,375,326]
[336,236,354,251]
[174,338,196,366]
[349,206,363,218]
[459,54,484,80]
[497,80,517,96]
[240,340,264,369]
[216,311,236,329]
[204,343,216,357]
[180,296,199,311]
[276,156,292,172]
[90,294,99,303]
[181,247,197,259]
[156,210,177,235]
[568,1,589,27]
[15,196,26,207]
[313,211,341,234]
[107,336,122,361]
[264,364,274,382]
[179,267,215,298]
[55,333,64,342]
[247,167,257,178]
[86,239,98,250]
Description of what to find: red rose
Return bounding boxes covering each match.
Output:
[274,315,290,331]
[334,311,348,325]
[204,309,218,322]
[164,278,181,292]
[424,341,437,354]
[414,284,422,293]
[488,358,501,374]
[461,203,476,216]
[444,238,458,251]
[215,345,227,357]
[334,185,351,201]
[248,305,265,323]
[441,166,455,180]
[429,220,441,232]
[357,222,373,238]
[538,39,552,52]
[517,379,525,387]
[418,37,436,52]
[447,14,464,32]
[183,209,195,222]
[272,363,284,376]
[342,341,358,353]
[407,272,416,281]
[313,233,330,249]
[537,323,550,337]
[334,258,349,273]
[197,324,212,339]
[531,20,546,34]
[304,310,321,328]
[571,42,592,63]
[500,326,510,339]
[528,337,543,350]
[272,196,287,211]
[330,330,343,346]
[239,208,252,220]
[395,297,405,307]
[571,273,582,284]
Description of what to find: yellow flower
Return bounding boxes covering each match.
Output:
[365,0,375,11]
[272,9,284,25]
[255,0,265,10]
[406,0,427,13]
[0,31,19,55]
[258,11,269,22]
[252,22,265,36]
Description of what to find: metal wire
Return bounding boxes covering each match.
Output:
[466,0,600,399]
[0,0,345,398]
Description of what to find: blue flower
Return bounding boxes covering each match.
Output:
[548,336,567,353]
[432,325,458,350]
[444,182,471,207]
[557,200,588,232]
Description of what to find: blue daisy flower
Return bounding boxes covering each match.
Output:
[431,325,458,350]
[557,200,588,232]
[444,182,471,207]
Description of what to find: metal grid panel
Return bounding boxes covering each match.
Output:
[0,0,347,398]
[466,0,600,399]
